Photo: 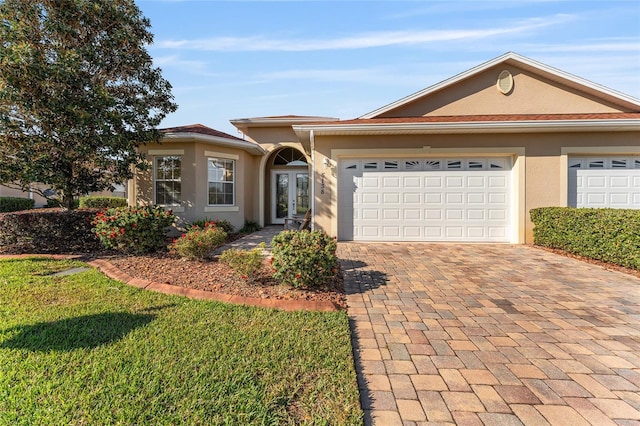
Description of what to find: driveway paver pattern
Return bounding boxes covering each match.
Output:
[339,243,640,425]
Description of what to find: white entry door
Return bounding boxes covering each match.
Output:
[272,170,309,224]
[338,157,512,242]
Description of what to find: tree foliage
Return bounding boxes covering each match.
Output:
[0,0,177,208]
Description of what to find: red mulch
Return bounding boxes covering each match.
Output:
[104,251,348,309]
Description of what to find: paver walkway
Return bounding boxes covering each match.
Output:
[339,243,640,425]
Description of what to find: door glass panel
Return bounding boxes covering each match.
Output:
[276,173,289,219]
[296,173,309,214]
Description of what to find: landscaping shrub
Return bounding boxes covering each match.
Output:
[271,230,338,288]
[170,223,227,260]
[188,218,234,234]
[220,243,266,281]
[0,197,34,213]
[92,206,175,254]
[46,198,80,209]
[0,208,100,253]
[530,207,640,270]
[240,219,261,234]
[79,196,128,209]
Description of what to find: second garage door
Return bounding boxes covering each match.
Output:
[338,157,512,242]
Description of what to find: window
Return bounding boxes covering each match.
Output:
[208,158,234,205]
[155,156,181,205]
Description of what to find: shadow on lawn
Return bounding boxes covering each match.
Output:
[0,310,162,352]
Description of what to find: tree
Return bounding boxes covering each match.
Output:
[0,0,177,209]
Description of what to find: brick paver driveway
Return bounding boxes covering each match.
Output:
[338,243,640,425]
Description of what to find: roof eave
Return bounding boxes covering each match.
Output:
[294,119,640,137]
[161,132,265,155]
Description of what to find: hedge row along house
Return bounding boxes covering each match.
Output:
[5,52,639,243]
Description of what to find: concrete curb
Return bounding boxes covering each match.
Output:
[0,254,339,312]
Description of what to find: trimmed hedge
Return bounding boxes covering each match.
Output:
[0,208,101,253]
[79,196,128,209]
[0,197,34,213]
[530,207,640,270]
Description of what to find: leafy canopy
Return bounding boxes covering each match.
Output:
[0,0,177,208]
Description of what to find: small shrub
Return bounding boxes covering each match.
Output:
[220,243,266,281]
[170,224,227,260]
[271,230,338,288]
[188,218,234,234]
[45,198,80,209]
[0,197,34,213]
[239,219,261,234]
[79,196,128,209]
[0,208,100,253]
[530,207,640,270]
[92,206,175,254]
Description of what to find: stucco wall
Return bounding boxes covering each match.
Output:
[379,64,629,118]
[135,141,260,231]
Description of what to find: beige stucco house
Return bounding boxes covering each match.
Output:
[129,52,639,242]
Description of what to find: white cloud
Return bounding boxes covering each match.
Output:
[155,14,575,52]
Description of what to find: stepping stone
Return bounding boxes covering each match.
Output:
[51,267,91,277]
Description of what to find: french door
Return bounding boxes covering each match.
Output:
[271,170,309,224]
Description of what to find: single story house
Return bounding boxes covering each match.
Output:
[130,52,639,243]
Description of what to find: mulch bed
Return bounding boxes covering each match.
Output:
[88,251,348,309]
[532,245,640,279]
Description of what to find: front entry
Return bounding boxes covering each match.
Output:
[271,170,309,224]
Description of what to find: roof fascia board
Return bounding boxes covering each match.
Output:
[294,119,640,136]
[359,52,640,118]
[162,132,265,155]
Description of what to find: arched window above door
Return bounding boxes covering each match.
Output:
[272,148,307,166]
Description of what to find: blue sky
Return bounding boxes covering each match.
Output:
[137,0,640,136]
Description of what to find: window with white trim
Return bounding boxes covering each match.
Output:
[155,156,181,205]
[208,158,235,205]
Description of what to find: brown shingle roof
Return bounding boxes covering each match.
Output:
[161,124,244,141]
[318,113,640,126]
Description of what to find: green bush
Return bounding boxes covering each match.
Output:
[46,198,80,209]
[0,208,100,253]
[220,243,266,281]
[530,207,640,270]
[170,224,227,260]
[79,196,128,209]
[0,197,34,213]
[271,230,338,288]
[187,218,234,234]
[240,219,261,234]
[92,206,175,254]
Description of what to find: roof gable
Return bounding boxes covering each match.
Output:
[361,52,640,119]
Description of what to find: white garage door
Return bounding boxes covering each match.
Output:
[338,157,512,242]
[568,157,640,208]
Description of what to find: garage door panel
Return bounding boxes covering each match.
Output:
[446,209,464,220]
[362,193,379,204]
[339,157,512,242]
[404,209,421,220]
[383,177,400,188]
[569,157,640,209]
[404,193,421,203]
[403,176,422,187]
[425,177,443,187]
[467,176,485,187]
[383,209,400,220]
[383,193,400,204]
[446,193,464,204]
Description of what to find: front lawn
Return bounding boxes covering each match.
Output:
[0,258,362,425]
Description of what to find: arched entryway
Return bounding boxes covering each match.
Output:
[266,147,310,224]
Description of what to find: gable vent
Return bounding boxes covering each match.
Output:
[497,70,514,95]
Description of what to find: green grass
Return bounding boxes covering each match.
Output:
[0,258,362,425]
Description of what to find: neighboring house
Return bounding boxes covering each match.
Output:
[12,51,630,243]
